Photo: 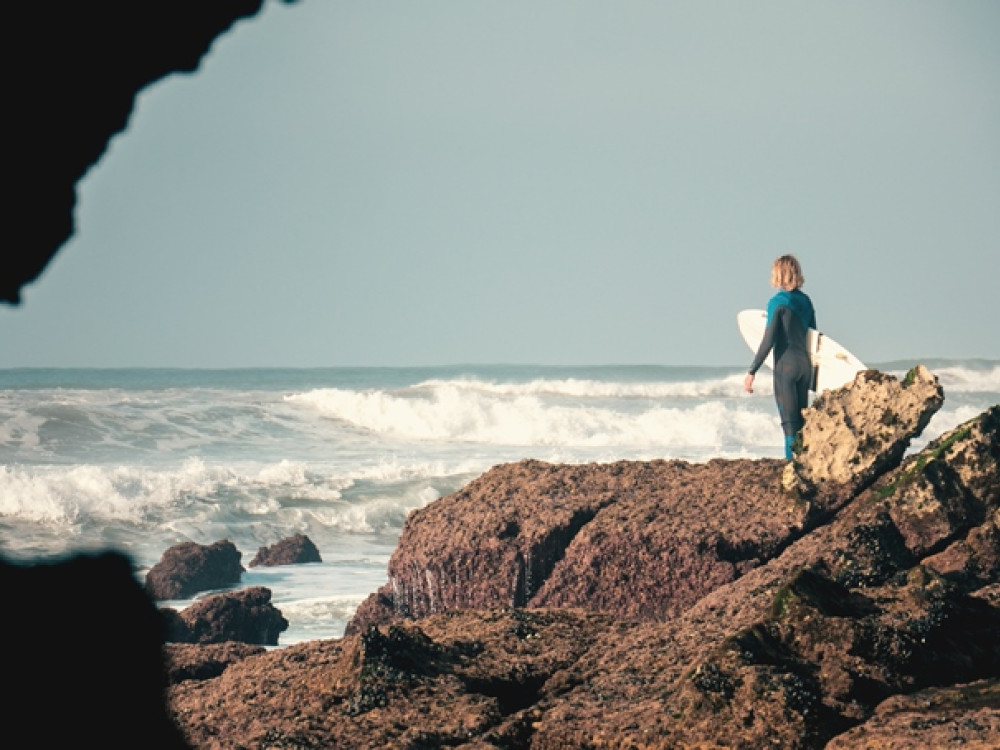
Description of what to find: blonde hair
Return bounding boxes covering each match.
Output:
[771,254,804,291]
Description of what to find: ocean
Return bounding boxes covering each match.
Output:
[1,361,997,645]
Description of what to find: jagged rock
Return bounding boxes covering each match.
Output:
[163,641,265,684]
[872,405,1000,567]
[162,586,288,645]
[347,458,630,632]
[145,539,245,601]
[788,365,944,506]
[169,608,614,749]
[249,533,322,567]
[348,457,812,632]
[642,565,1000,748]
[529,458,807,619]
[348,370,948,635]
[825,680,1000,749]
[937,402,1000,509]
[924,512,1000,587]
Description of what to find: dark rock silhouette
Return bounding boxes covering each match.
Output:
[145,539,245,601]
[7,0,276,305]
[249,533,322,567]
[0,552,189,748]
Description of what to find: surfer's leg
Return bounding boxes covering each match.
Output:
[772,367,801,459]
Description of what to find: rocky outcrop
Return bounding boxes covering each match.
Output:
[7,0,271,305]
[169,608,617,749]
[249,533,322,567]
[348,368,945,634]
[145,540,245,601]
[787,365,945,505]
[164,642,265,684]
[166,402,1000,748]
[161,586,289,646]
[825,680,1000,749]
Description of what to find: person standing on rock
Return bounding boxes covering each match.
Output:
[744,254,816,460]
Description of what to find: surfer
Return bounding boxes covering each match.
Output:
[743,254,816,460]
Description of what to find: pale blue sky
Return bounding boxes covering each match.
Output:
[4,0,999,368]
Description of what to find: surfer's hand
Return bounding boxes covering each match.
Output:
[743,373,755,393]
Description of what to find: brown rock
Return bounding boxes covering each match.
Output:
[164,641,265,684]
[163,402,1000,748]
[348,458,627,632]
[529,458,806,619]
[348,457,810,632]
[145,540,245,601]
[938,403,1000,509]
[825,679,1000,749]
[163,586,289,646]
[873,405,1000,564]
[925,515,1000,586]
[248,533,322,567]
[166,567,1000,749]
[169,608,613,749]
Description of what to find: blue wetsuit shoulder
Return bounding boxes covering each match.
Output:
[767,290,815,330]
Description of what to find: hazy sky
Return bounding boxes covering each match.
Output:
[4,0,999,368]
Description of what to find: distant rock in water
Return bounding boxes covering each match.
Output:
[249,533,322,567]
[161,586,289,646]
[145,539,244,601]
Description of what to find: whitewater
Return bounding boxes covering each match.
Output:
[1,362,997,645]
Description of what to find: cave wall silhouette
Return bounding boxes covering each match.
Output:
[6,0,286,304]
[4,3,299,745]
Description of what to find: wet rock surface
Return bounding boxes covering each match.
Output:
[162,586,289,646]
[164,374,1000,748]
[145,540,245,601]
[824,679,1000,749]
[248,533,322,568]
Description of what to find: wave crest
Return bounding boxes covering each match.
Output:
[286,382,775,448]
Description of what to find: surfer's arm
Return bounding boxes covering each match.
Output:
[748,307,783,375]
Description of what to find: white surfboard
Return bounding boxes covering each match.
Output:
[737,309,866,394]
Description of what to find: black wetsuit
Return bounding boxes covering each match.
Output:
[748,289,816,458]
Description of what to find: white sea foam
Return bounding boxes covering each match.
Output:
[934,365,1000,394]
[410,374,747,399]
[0,458,349,526]
[286,383,775,449]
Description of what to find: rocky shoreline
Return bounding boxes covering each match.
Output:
[162,366,999,748]
[5,366,999,748]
